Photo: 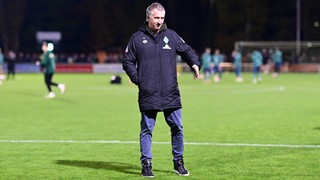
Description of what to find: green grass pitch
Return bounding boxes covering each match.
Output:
[0,72,319,179]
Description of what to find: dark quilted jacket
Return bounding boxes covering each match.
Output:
[122,23,200,112]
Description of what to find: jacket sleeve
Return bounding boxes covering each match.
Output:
[122,36,139,85]
[40,54,47,68]
[175,33,201,70]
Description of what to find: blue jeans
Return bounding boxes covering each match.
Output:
[213,66,222,77]
[253,66,261,79]
[274,62,282,73]
[203,67,212,79]
[140,108,184,162]
[234,66,242,77]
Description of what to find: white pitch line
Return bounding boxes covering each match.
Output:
[184,142,320,148]
[0,140,320,148]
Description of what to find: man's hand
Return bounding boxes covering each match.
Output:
[192,64,200,79]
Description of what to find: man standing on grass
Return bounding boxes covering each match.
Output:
[232,49,243,82]
[6,50,17,80]
[272,47,283,77]
[0,48,5,85]
[201,47,213,82]
[251,50,263,84]
[122,2,200,178]
[212,48,224,82]
[37,41,65,98]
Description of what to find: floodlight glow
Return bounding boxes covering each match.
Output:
[48,43,54,51]
[307,42,312,48]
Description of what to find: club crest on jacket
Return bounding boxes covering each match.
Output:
[162,36,171,49]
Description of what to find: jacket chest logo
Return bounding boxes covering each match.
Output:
[162,36,171,50]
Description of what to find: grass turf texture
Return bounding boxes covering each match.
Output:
[0,72,319,179]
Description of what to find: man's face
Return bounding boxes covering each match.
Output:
[147,8,165,32]
[42,44,48,52]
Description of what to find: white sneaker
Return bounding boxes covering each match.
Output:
[58,84,66,94]
[45,92,55,98]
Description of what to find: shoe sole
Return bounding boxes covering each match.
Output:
[45,95,55,99]
[141,174,155,178]
[174,170,190,176]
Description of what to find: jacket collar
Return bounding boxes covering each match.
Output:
[140,21,167,38]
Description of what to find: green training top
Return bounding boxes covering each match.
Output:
[40,51,56,74]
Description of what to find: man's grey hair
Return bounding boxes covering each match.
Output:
[146,2,165,19]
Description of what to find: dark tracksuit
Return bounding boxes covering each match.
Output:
[40,51,58,92]
[122,22,200,162]
[7,57,16,79]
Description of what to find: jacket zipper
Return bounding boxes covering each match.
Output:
[156,43,164,110]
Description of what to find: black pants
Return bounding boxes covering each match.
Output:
[44,73,58,92]
[7,65,15,79]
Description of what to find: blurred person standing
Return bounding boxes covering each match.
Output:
[37,41,65,98]
[251,50,263,83]
[122,2,200,178]
[201,47,212,82]
[272,47,283,77]
[212,48,223,82]
[0,48,4,85]
[261,48,270,74]
[6,50,16,80]
[232,49,243,82]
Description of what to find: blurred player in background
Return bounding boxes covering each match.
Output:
[251,50,263,83]
[212,48,223,82]
[261,48,270,74]
[201,47,212,82]
[272,47,283,77]
[6,50,16,80]
[232,49,243,82]
[0,48,4,85]
[37,41,65,98]
[122,2,200,178]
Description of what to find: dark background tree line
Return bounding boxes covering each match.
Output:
[0,0,319,55]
